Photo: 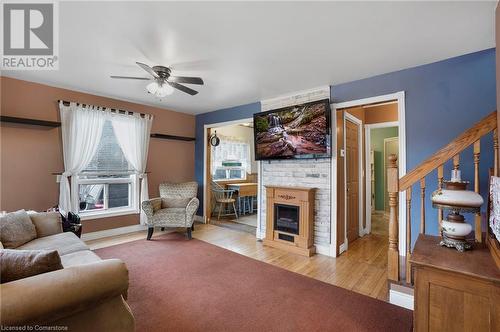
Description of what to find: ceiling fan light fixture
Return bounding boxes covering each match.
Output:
[156,82,174,97]
[113,62,202,97]
[146,81,159,95]
[147,80,174,98]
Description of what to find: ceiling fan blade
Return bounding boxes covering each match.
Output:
[136,62,159,78]
[168,81,198,95]
[110,75,151,80]
[169,76,204,85]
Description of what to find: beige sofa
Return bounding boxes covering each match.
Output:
[0,212,135,331]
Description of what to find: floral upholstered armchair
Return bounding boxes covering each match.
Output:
[141,182,199,240]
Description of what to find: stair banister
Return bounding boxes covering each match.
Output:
[399,111,497,192]
[387,110,498,283]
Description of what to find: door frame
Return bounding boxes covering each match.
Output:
[343,112,363,250]
[331,91,406,257]
[203,118,261,238]
[364,121,398,235]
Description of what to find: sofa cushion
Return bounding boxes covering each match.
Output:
[0,249,63,283]
[60,250,101,268]
[29,212,63,238]
[17,232,89,256]
[161,198,190,209]
[0,210,37,248]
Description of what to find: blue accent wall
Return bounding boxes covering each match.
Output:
[195,48,496,247]
[332,48,496,246]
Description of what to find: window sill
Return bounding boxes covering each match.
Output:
[79,208,139,221]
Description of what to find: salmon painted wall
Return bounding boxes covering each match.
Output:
[0,77,195,233]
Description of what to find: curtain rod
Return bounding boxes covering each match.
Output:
[58,100,150,118]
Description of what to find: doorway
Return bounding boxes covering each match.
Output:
[332,92,406,256]
[203,119,259,236]
[344,114,362,244]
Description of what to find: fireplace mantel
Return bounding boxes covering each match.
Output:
[264,185,316,257]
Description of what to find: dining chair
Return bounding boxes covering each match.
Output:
[211,181,238,220]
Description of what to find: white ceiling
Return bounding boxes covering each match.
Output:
[3,1,496,114]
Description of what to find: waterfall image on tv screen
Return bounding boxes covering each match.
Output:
[253,99,330,160]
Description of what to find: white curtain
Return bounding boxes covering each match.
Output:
[59,102,106,216]
[111,113,153,224]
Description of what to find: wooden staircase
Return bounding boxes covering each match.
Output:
[386,111,499,284]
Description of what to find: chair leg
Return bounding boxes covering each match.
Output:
[191,223,195,231]
[161,227,165,231]
[218,202,223,220]
[233,202,238,219]
[187,227,192,240]
[147,227,154,240]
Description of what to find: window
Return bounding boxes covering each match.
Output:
[72,120,139,219]
[211,137,250,181]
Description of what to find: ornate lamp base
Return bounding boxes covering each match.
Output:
[439,234,472,252]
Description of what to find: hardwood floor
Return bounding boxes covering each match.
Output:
[87,223,389,301]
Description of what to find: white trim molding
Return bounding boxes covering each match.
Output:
[389,288,414,310]
[203,117,261,236]
[331,91,407,256]
[82,224,147,242]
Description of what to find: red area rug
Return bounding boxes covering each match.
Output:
[96,233,412,332]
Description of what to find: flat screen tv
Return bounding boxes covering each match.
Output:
[253,99,331,160]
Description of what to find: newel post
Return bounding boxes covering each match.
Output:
[387,154,400,281]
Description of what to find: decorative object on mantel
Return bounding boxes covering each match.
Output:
[432,170,484,252]
[264,185,316,256]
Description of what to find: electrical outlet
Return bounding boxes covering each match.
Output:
[340,149,345,157]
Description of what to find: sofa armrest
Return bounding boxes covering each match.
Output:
[0,259,129,326]
[141,198,162,218]
[29,212,63,238]
[186,197,200,217]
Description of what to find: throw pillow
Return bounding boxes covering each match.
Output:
[161,198,191,209]
[29,212,63,238]
[0,249,63,283]
[0,210,37,248]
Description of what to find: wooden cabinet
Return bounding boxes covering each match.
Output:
[411,235,500,332]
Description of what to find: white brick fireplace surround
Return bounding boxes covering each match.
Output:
[259,86,332,255]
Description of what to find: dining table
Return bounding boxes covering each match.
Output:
[226,183,258,215]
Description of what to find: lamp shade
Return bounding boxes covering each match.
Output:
[432,189,483,210]
[146,80,174,97]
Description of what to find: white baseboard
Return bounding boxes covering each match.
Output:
[339,242,347,254]
[256,228,265,240]
[315,243,334,257]
[389,289,414,310]
[82,224,147,241]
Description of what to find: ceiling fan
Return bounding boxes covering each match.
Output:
[110,62,204,97]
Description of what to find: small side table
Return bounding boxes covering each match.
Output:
[410,234,500,331]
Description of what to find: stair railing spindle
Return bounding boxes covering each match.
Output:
[420,178,425,234]
[406,187,412,284]
[437,165,444,234]
[387,154,399,282]
[473,140,481,243]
